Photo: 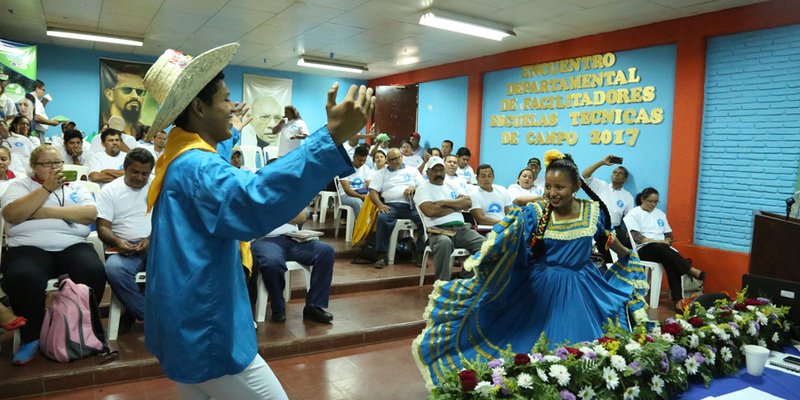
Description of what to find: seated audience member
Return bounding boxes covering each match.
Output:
[1,144,106,365]
[0,120,29,175]
[368,148,425,267]
[401,140,423,168]
[409,131,427,158]
[17,93,57,145]
[582,155,634,229]
[96,148,154,329]
[9,115,39,147]
[0,73,16,120]
[415,157,485,281]
[527,157,544,187]
[624,187,706,310]
[469,164,513,226]
[419,147,442,175]
[90,115,138,154]
[339,144,372,218]
[59,129,91,166]
[455,147,477,184]
[60,120,77,134]
[441,140,453,158]
[230,146,244,169]
[87,128,127,187]
[250,208,335,323]
[443,155,470,193]
[371,148,387,171]
[142,129,166,160]
[0,145,19,196]
[368,132,390,164]
[343,130,374,161]
[507,167,543,206]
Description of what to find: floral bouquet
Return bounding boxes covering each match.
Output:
[429,290,793,399]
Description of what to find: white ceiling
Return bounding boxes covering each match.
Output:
[0,0,766,79]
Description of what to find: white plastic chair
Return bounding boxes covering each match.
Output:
[62,164,89,181]
[314,191,337,224]
[332,177,355,243]
[254,261,312,323]
[387,218,418,265]
[107,272,146,341]
[612,230,665,309]
[414,202,470,285]
[240,145,265,171]
[71,180,101,201]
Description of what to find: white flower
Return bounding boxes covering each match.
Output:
[705,350,716,365]
[529,354,541,364]
[678,319,693,330]
[660,333,675,343]
[603,367,620,390]
[492,366,506,376]
[730,326,740,337]
[549,364,571,386]
[579,346,594,355]
[651,326,662,336]
[721,347,733,362]
[706,311,715,320]
[748,322,758,337]
[758,338,767,348]
[685,356,699,375]
[517,373,533,389]
[772,332,780,343]
[756,311,768,325]
[747,305,756,311]
[623,385,640,400]
[785,323,792,333]
[474,381,493,397]
[698,330,706,339]
[610,355,627,371]
[593,345,609,357]
[577,386,596,400]
[543,355,562,363]
[734,314,743,322]
[625,341,641,353]
[689,334,700,349]
[536,367,549,383]
[651,375,664,394]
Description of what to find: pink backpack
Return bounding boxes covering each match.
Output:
[39,276,116,363]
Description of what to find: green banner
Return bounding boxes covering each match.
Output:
[0,38,37,103]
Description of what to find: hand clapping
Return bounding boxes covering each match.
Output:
[325,83,376,146]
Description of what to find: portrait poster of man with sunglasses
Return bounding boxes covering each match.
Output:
[99,59,157,139]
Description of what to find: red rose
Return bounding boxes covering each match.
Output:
[459,370,479,392]
[565,347,584,358]
[734,303,747,311]
[514,353,531,365]
[745,298,764,306]
[644,335,654,343]
[687,316,705,328]
[719,310,733,318]
[598,336,616,344]
[661,323,683,336]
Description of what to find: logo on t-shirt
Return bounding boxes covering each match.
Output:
[69,191,79,204]
[118,164,124,170]
[402,174,410,182]
[487,203,502,213]
[450,191,457,199]
[351,177,364,189]
[657,219,665,227]
[14,142,23,148]
[616,199,624,208]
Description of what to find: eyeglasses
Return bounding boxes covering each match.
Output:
[387,156,402,162]
[115,86,146,96]
[35,160,64,168]
[644,199,659,205]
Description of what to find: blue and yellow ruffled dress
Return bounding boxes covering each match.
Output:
[412,199,650,387]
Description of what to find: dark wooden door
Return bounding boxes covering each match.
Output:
[373,84,418,147]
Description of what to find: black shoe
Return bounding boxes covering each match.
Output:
[270,311,286,323]
[119,311,136,335]
[374,257,387,269]
[303,306,333,323]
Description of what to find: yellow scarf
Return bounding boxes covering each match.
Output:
[147,127,253,275]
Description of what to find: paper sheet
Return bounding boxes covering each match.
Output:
[701,387,785,399]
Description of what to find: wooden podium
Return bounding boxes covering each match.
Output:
[748,211,800,283]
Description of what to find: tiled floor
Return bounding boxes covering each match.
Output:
[35,338,429,400]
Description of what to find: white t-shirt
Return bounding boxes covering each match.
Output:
[369,165,423,205]
[623,206,672,250]
[1,133,35,171]
[139,143,163,161]
[403,154,423,168]
[414,181,466,227]
[87,151,127,188]
[585,176,634,227]
[456,165,477,184]
[0,177,19,199]
[445,174,471,194]
[89,134,139,156]
[96,177,152,241]
[52,139,92,166]
[341,164,372,195]
[469,184,512,221]
[31,93,49,134]
[507,183,541,203]
[0,94,15,118]
[277,119,309,157]
[2,176,94,251]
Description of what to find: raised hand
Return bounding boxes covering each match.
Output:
[231,102,253,131]
[326,83,375,145]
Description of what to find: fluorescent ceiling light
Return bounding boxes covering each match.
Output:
[297,56,367,74]
[47,29,143,47]
[419,8,514,41]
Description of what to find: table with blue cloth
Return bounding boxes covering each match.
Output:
[679,346,800,399]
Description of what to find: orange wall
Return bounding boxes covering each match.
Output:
[368,0,800,294]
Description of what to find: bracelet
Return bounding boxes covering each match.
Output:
[43,186,54,194]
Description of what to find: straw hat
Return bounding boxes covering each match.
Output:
[144,43,239,134]
[107,115,124,131]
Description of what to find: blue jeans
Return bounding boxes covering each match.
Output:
[250,236,334,312]
[374,202,424,253]
[340,194,363,218]
[105,252,147,320]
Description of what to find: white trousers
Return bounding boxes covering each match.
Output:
[176,355,288,400]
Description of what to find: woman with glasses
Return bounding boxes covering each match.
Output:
[1,144,106,365]
[624,187,706,311]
